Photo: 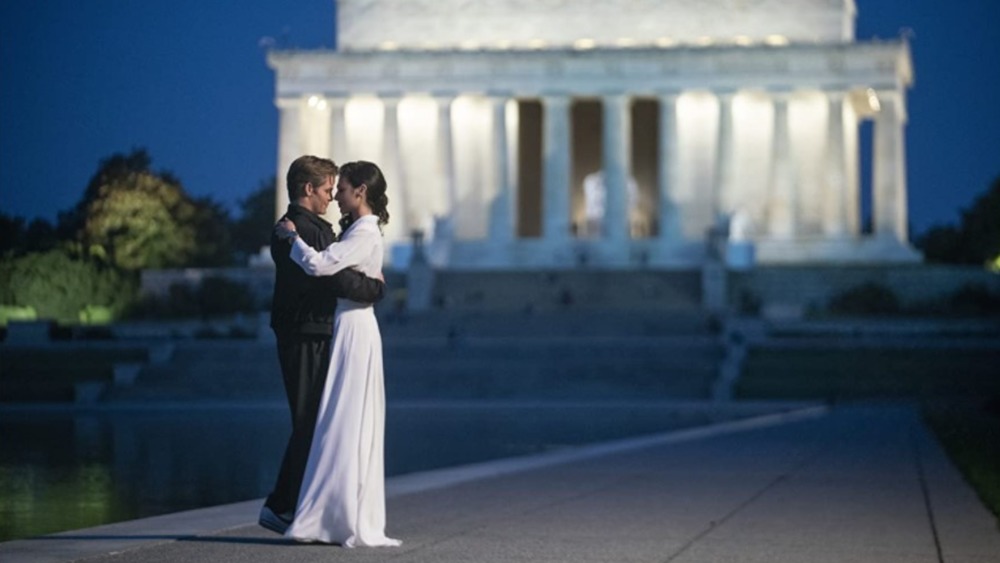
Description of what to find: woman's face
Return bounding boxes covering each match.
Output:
[334,175,364,216]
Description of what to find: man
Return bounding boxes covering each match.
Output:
[259,155,386,534]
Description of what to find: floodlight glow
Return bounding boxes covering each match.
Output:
[343,96,385,160]
[574,38,596,50]
[866,88,881,112]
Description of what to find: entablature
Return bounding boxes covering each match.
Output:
[269,40,912,99]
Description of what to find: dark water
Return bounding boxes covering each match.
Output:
[0,402,730,542]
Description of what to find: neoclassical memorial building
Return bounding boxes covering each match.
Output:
[268,0,918,270]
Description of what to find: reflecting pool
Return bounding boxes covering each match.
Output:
[0,402,738,542]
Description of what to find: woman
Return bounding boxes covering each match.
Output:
[274,160,401,548]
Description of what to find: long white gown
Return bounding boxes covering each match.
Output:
[283,214,401,548]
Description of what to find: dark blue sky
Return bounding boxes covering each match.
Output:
[1,1,998,235]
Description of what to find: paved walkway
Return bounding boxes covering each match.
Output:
[3,404,998,562]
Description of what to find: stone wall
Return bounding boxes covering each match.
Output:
[730,264,1000,314]
[429,270,702,311]
[140,267,275,304]
[139,264,998,316]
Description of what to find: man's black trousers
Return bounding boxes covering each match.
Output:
[265,331,331,515]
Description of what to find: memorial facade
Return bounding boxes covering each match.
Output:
[268,0,918,269]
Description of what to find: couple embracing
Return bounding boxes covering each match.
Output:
[260,155,401,548]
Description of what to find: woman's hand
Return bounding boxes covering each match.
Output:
[275,219,298,241]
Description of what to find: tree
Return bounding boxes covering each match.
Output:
[230,176,276,261]
[58,150,153,240]
[66,149,232,270]
[917,175,1000,266]
[0,213,25,254]
[0,213,59,255]
[23,218,60,253]
[958,175,1000,266]
[81,170,199,270]
[184,196,233,268]
[917,224,963,263]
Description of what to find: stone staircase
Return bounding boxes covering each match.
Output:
[102,340,283,402]
[105,309,724,403]
[422,270,702,311]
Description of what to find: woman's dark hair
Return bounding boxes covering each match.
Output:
[337,160,390,232]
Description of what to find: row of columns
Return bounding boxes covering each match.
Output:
[529,90,906,245]
[277,88,908,248]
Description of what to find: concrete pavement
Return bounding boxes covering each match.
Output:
[3,404,998,562]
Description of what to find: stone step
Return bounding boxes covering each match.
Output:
[103,308,723,402]
[377,310,716,339]
[106,331,722,401]
[421,270,702,311]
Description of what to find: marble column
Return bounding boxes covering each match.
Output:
[328,97,349,164]
[767,93,797,238]
[714,91,737,221]
[602,95,631,241]
[873,90,908,243]
[304,96,331,158]
[542,96,571,240]
[381,96,408,242]
[435,96,457,216]
[488,96,514,241]
[823,92,849,237]
[657,92,682,242]
[275,97,302,220]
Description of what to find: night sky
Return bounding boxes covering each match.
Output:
[1,0,998,236]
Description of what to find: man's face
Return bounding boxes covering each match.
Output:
[302,176,334,215]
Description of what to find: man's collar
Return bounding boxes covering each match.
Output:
[286,204,333,228]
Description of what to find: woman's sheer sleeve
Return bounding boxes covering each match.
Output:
[289,230,371,277]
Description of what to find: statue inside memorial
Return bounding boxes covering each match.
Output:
[581,171,640,237]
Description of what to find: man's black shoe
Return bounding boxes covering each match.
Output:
[258,506,293,534]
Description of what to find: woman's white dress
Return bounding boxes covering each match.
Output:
[283,214,400,548]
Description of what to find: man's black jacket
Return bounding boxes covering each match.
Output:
[269,204,385,336]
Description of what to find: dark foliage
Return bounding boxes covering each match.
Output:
[918,175,1000,266]
[826,282,901,316]
[230,176,276,260]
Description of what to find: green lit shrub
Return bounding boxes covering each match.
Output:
[79,305,114,325]
[0,305,37,326]
[0,250,137,324]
